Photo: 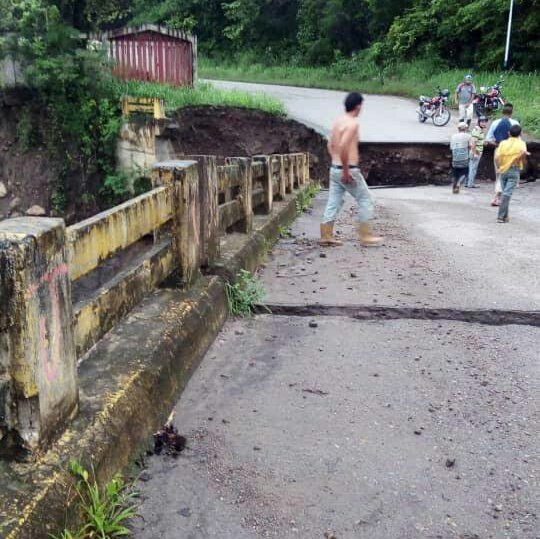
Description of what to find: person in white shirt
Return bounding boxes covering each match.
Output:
[455,74,476,127]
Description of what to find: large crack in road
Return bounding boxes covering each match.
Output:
[257,303,540,327]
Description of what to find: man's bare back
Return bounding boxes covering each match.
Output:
[328,114,359,167]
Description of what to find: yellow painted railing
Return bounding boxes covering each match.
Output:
[67,185,173,282]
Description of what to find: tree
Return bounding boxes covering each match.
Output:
[222,0,260,49]
[382,0,540,70]
[297,0,370,64]
[367,0,413,40]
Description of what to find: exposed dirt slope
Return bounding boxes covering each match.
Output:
[0,89,58,220]
[165,106,330,182]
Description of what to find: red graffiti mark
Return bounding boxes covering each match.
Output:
[25,263,68,299]
[25,263,68,384]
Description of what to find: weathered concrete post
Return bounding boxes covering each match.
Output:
[152,160,201,285]
[278,155,287,200]
[181,155,220,267]
[292,155,301,189]
[0,218,78,457]
[253,156,273,214]
[285,155,294,194]
[302,153,310,186]
[226,157,253,234]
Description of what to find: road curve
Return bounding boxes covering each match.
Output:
[207,79,460,143]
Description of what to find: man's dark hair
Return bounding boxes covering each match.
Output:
[345,92,364,112]
[502,103,513,116]
[509,124,522,137]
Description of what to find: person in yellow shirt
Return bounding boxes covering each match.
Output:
[494,124,529,223]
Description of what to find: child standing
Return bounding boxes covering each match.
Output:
[494,124,529,223]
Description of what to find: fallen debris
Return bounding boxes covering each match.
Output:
[153,412,187,456]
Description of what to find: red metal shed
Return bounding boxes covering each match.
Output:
[103,25,197,86]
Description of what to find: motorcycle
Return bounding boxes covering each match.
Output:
[473,79,505,116]
[416,87,451,126]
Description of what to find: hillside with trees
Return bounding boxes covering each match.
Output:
[132,0,539,71]
[0,0,538,221]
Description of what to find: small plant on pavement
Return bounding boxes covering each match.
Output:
[49,460,138,539]
[296,183,321,215]
[225,269,267,317]
[278,225,291,238]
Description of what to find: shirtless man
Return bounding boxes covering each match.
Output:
[320,92,383,247]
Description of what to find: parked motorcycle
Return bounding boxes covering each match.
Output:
[473,79,506,116]
[416,87,451,126]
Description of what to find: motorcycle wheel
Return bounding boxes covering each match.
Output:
[474,103,485,117]
[418,108,427,123]
[432,108,451,127]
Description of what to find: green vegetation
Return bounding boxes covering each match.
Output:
[130,0,539,72]
[1,0,538,217]
[1,0,123,214]
[278,225,291,238]
[0,0,284,217]
[225,269,267,317]
[49,460,138,539]
[115,81,285,116]
[201,56,540,138]
[296,183,321,215]
[132,0,539,136]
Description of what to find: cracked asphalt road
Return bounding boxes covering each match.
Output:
[132,185,539,539]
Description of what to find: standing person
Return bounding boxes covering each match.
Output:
[319,92,383,247]
[450,122,473,194]
[485,103,519,206]
[467,115,488,188]
[494,124,529,223]
[455,74,476,127]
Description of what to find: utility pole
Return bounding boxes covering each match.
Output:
[504,0,514,69]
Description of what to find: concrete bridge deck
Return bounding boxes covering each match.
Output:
[131,184,540,538]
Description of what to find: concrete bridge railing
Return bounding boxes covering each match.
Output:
[0,152,310,458]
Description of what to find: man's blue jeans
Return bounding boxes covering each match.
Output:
[498,166,520,220]
[322,168,374,224]
[467,154,481,187]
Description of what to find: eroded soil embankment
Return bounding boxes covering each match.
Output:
[0,87,103,223]
[362,141,539,186]
[2,99,537,223]
[162,107,539,186]
[162,106,331,181]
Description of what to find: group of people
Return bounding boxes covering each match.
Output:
[319,86,531,248]
[451,75,529,223]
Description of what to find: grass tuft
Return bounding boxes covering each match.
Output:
[296,183,321,215]
[112,80,285,116]
[49,460,138,539]
[225,269,267,317]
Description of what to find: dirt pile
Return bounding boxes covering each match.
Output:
[0,88,58,220]
[0,87,103,223]
[163,106,331,182]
